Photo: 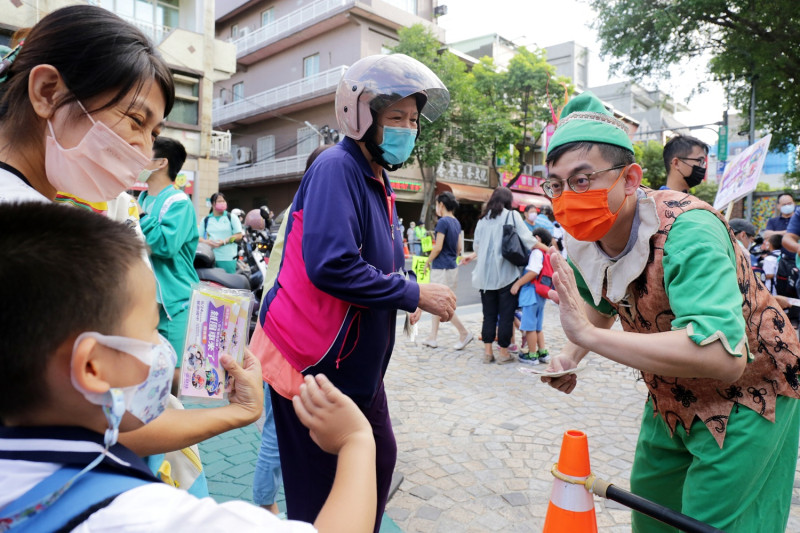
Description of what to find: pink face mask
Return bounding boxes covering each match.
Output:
[215,202,227,212]
[45,102,151,202]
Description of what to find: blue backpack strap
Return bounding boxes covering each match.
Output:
[2,467,155,532]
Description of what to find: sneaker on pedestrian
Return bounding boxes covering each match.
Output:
[507,343,519,354]
[421,338,438,348]
[518,351,540,365]
[453,332,474,350]
[537,349,550,364]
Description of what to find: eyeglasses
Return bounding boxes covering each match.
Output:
[542,165,627,199]
[678,156,707,168]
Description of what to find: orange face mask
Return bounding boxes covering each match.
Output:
[551,166,628,242]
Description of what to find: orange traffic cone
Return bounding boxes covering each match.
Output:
[543,430,598,532]
[403,241,410,258]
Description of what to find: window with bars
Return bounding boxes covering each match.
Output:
[233,82,244,102]
[303,54,320,78]
[167,73,199,125]
[261,7,274,26]
[297,126,318,156]
[257,135,275,161]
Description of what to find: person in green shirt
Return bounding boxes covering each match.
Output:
[540,91,800,533]
[138,137,199,370]
[199,192,243,273]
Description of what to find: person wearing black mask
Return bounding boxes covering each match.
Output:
[662,134,709,192]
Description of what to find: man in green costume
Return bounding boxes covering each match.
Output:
[541,91,800,533]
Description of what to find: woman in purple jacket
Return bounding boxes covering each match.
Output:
[251,54,456,532]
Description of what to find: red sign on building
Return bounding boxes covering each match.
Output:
[501,172,545,195]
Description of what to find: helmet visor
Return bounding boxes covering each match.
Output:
[343,54,450,123]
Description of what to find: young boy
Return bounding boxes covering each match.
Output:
[0,202,377,532]
[511,227,553,365]
[761,233,783,294]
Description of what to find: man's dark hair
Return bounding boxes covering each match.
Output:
[153,137,187,181]
[0,202,145,419]
[663,135,709,173]
[436,191,458,213]
[546,141,635,168]
[482,186,513,219]
[769,234,784,251]
[524,205,537,214]
[532,227,552,247]
[777,193,794,204]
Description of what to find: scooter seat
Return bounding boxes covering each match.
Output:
[196,267,251,290]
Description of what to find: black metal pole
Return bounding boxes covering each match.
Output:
[603,484,725,533]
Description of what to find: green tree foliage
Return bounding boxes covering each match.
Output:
[471,57,519,177]
[503,48,570,184]
[590,0,800,151]
[633,140,667,189]
[392,25,571,223]
[691,180,718,204]
[393,25,495,225]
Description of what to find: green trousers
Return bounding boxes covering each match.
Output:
[630,396,800,533]
[158,306,189,367]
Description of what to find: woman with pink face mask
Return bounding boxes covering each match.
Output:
[199,192,244,274]
[0,5,174,204]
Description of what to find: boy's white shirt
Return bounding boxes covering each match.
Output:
[525,248,544,276]
[0,459,316,532]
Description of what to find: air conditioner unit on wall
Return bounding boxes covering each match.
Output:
[235,146,252,164]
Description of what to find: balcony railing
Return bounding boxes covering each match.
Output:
[233,0,354,58]
[219,154,307,186]
[120,16,172,44]
[210,130,232,159]
[213,65,347,126]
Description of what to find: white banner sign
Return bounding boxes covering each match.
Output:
[713,135,771,210]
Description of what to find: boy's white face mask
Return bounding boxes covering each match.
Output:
[71,332,176,446]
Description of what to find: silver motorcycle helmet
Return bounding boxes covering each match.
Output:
[335,53,450,141]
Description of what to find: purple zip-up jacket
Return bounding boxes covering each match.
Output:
[259,137,419,406]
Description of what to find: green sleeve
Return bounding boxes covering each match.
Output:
[663,209,748,358]
[569,258,617,317]
[140,197,196,258]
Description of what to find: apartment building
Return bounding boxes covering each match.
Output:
[2,0,236,218]
[212,0,444,218]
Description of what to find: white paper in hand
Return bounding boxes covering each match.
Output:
[517,359,589,378]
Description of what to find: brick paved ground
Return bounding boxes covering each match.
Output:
[383,301,800,532]
[199,299,800,532]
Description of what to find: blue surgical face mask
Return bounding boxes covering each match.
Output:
[780,204,795,216]
[379,126,417,165]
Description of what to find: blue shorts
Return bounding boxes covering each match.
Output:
[520,297,545,332]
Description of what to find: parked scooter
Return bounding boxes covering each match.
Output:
[239,206,273,302]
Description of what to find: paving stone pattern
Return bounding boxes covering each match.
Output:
[383,301,800,532]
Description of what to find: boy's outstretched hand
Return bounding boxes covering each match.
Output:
[221,348,264,425]
[292,374,373,455]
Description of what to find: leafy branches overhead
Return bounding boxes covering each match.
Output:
[590,0,800,150]
[392,25,572,222]
[633,140,667,189]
